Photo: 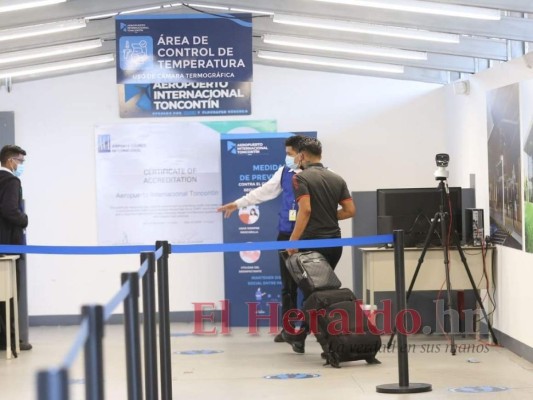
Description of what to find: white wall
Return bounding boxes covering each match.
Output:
[6,57,529,350]
[0,64,445,318]
[444,56,533,348]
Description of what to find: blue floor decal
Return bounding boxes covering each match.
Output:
[264,373,320,380]
[449,386,509,393]
[175,350,223,355]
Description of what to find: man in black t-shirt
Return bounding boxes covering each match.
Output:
[287,137,355,266]
[283,137,356,353]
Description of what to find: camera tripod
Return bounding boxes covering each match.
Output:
[386,178,498,355]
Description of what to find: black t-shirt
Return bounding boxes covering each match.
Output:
[292,163,352,239]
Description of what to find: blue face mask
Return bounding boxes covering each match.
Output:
[285,155,298,170]
[14,164,24,177]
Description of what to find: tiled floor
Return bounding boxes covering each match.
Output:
[1,324,533,399]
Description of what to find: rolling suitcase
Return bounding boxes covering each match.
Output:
[303,288,382,368]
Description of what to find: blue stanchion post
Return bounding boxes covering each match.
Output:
[141,252,159,400]
[156,241,172,400]
[37,367,69,400]
[121,272,143,400]
[82,305,105,400]
[376,230,432,394]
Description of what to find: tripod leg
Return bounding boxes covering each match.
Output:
[451,232,498,345]
[440,212,456,355]
[386,213,441,349]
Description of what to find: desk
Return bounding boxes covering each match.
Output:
[0,255,20,359]
[360,246,494,310]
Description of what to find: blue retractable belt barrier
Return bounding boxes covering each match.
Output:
[0,235,392,255]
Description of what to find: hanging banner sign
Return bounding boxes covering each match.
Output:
[220,132,316,327]
[118,81,251,118]
[115,13,253,84]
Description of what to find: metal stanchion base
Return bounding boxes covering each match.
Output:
[379,231,433,396]
[376,383,432,394]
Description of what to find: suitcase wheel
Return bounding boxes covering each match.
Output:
[328,352,341,368]
[366,357,381,365]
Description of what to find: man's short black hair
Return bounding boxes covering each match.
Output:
[285,135,307,150]
[298,137,322,157]
[0,145,26,165]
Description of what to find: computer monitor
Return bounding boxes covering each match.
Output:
[376,187,462,248]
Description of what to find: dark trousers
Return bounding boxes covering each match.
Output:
[292,241,343,344]
[278,232,298,325]
[0,259,20,347]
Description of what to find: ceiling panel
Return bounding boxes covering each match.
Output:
[0,0,531,87]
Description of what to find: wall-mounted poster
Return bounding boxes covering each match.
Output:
[94,120,276,245]
[521,79,533,253]
[487,84,522,250]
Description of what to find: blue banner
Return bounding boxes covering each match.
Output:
[115,13,252,84]
[220,132,316,327]
[118,81,251,117]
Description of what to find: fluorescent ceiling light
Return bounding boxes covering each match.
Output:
[0,19,86,42]
[263,34,427,61]
[85,12,118,21]
[311,0,501,20]
[257,50,404,74]
[273,14,460,44]
[120,6,162,15]
[188,4,272,14]
[187,4,229,11]
[230,8,274,15]
[0,0,66,13]
[0,54,114,79]
[0,39,102,65]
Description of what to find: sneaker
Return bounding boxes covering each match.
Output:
[290,341,305,354]
[20,341,32,351]
[274,332,286,343]
[0,340,31,351]
[281,331,305,354]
